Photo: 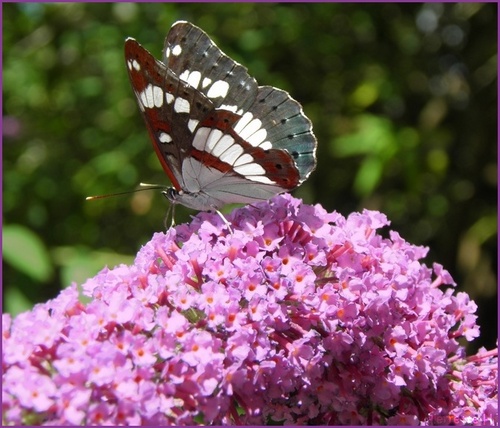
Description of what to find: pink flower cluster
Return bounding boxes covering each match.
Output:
[2,194,497,425]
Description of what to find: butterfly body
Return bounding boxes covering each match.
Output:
[125,21,317,211]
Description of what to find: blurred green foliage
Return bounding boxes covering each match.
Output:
[3,3,496,351]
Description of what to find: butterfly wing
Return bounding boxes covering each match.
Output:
[164,21,258,113]
[126,22,317,211]
[165,22,317,184]
[125,37,215,191]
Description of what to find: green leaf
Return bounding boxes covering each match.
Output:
[3,224,54,282]
[332,114,397,157]
[51,246,135,289]
[354,156,384,197]
[3,286,34,315]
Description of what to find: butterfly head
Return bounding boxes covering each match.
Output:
[162,187,224,211]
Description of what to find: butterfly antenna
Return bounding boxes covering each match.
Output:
[138,182,165,189]
[86,183,165,201]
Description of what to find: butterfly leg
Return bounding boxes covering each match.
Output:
[163,200,176,230]
[214,208,233,235]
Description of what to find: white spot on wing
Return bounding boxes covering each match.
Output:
[186,71,201,89]
[174,97,190,114]
[179,70,189,82]
[188,119,199,133]
[219,104,238,113]
[219,144,244,165]
[246,175,276,184]
[207,80,230,99]
[193,127,211,151]
[166,93,174,104]
[202,77,212,88]
[159,132,172,143]
[206,129,224,152]
[211,134,235,157]
[238,118,263,140]
[233,153,254,167]
[259,141,273,150]
[171,45,182,56]
[140,84,163,108]
[234,163,266,176]
[233,112,253,134]
[247,128,267,147]
[152,86,163,107]
[132,60,140,71]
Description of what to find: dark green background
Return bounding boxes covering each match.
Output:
[3,3,497,352]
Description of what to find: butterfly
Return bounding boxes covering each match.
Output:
[125,21,317,213]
